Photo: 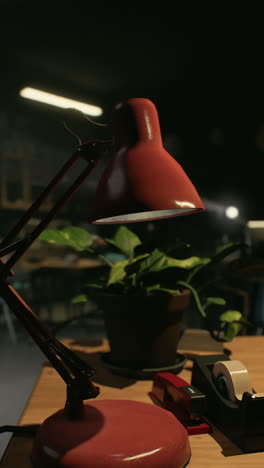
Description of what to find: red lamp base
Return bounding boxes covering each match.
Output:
[31,399,190,468]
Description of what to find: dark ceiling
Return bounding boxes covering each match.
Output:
[1,5,264,222]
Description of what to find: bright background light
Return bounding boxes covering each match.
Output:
[225,206,239,219]
[247,220,264,228]
[19,87,103,117]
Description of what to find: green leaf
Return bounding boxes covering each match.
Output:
[138,249,167,273]
[39,229,69,245]
[224,322,243,341]
[71,294,89,304]
[39,227,94,251]
[220,310,242,323]
[107,259,130,286]
[219,310,253,340]
[138,252,210,276]
[206,297,226,305]
[106,226,142,258]
[166,256,211,269]
[60,227,94,250]
[130,253,150,264]
[124,253,152,276]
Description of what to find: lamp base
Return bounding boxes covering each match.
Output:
[100,352,187,379]
[31,399,190,468]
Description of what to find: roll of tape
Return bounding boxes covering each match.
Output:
[213,360,253,402]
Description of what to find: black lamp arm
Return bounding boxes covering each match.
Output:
[0,140,111,278]
[0,139,111,412]
[1,280,100,410]
[0,236,32,259]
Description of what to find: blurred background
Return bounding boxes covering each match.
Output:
[1,5,264,338]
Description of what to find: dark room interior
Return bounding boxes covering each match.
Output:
[1,5,264,467]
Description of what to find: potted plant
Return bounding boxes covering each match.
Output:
[39,225,252,375]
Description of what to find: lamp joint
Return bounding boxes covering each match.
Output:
[64,375,100,420]
[77,139,112,164]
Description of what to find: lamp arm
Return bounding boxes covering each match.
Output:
[0,236,32,258]
[0,139,111,417]
[1,280,100,418]
[1,281,81,383]
[0,140,111,277]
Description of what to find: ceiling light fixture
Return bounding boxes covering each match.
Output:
[19,87,103,117]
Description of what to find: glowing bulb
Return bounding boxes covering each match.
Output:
[225,206,239,219]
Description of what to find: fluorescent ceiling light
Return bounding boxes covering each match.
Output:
[19,87,103,117]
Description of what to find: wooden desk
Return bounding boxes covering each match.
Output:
[1,336,264,467]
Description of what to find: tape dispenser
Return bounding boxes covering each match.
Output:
[191,354,264,452]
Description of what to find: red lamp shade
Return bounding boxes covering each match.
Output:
[89,98,205,224]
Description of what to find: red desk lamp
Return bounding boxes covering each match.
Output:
[0,98,204,468]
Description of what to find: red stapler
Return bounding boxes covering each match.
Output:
[150,372,211,435]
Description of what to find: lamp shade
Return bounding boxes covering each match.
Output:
[89,98,205,224]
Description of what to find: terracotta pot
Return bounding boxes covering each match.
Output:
[93,290,190,369]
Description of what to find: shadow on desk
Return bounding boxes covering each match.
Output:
[210,426,244,457]
[43,338,137,390]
